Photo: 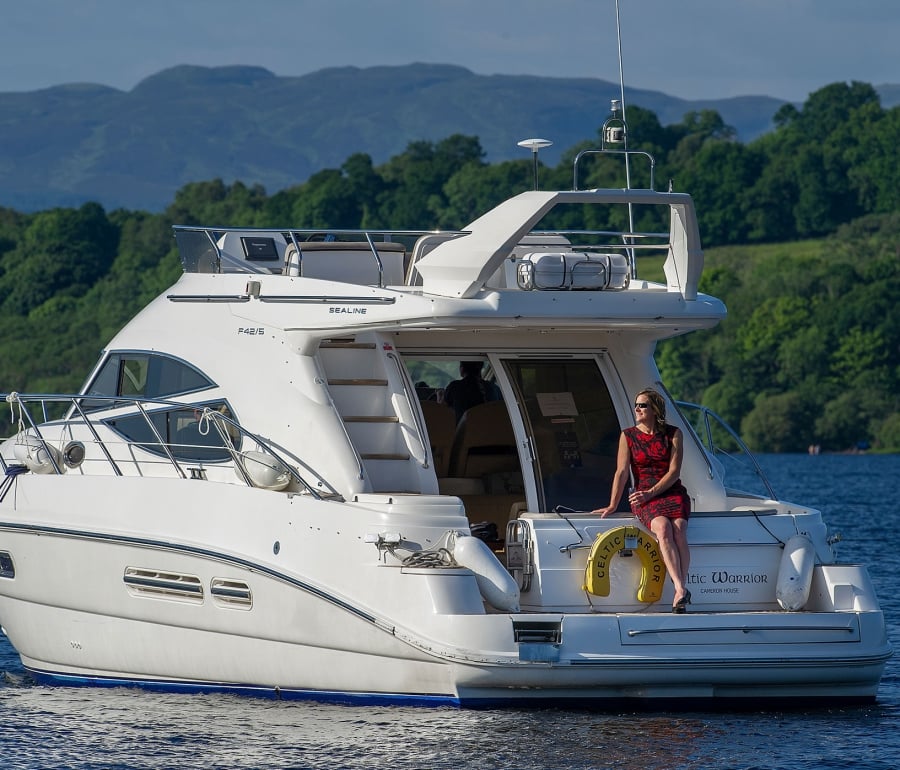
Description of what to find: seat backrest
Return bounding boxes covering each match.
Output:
[420,400,455,478]
[449,400,519,478]
[285,242,406,285]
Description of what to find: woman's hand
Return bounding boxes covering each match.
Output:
[591,506,615,517]
[628,488,650,505]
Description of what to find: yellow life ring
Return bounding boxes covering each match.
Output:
[583,525,666,603]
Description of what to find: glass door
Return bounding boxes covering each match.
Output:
[502,358,624,513]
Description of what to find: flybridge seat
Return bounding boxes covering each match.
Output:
[216,232,407,285]
[283,241,406,285]
[171,227,407,286]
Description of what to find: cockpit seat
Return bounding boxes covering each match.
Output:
[448,401,519,478]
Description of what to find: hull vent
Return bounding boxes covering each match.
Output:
[211,578,253,609]
[123,567,204,604]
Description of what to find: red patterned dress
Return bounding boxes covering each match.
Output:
[624,424,691,528]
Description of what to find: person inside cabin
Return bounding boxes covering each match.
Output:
[591,388,692,613]
[441,361,502,423]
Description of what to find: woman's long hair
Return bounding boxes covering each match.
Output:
[636,388,667,433]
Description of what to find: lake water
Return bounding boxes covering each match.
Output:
[1,453,898,769]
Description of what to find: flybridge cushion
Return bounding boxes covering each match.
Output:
[286,242,406,285]
[516,252,630,291]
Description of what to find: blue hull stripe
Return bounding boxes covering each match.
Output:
[26,667,460,708]
[25,667,877,710]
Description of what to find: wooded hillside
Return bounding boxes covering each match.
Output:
[0,81,897,452]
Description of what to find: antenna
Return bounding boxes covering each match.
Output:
[517,138,553,191]
[614,0,631,190]
[614,0,636,278]
[602,98,626,146]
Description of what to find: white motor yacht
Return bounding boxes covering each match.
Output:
[0,146,891,707]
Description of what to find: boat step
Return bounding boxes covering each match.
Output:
[361,453,411,461]
[513,620,562,644]
[343,416,399,423]
[328,378,388,386]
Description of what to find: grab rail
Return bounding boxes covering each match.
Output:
[385,351,430,469]
[0,393,341,499]
[676,400,777,500]
[172,225,458,287]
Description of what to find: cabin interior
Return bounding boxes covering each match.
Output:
[318,334,630,544]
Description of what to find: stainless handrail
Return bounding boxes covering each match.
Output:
[363,232,386,288]
[68,397,123,475]
[7,395,63,475]
[0,393,337,498]
[676,400,777,500]
[385,351,430,469]
[572,148,656,192]
[134,400,186,479]
[172,226,462,286]
[200,407,338,499]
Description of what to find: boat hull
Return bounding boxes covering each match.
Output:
[0,482,890,707]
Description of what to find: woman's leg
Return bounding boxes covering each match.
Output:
[672,518,690,587]
[650,516,687,604]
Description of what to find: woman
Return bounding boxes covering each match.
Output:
[592,388,692,613]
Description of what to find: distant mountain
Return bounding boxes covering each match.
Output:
[0,64,895,213]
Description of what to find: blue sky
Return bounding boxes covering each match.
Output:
[3,0,897,101]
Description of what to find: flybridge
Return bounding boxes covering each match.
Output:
[172,188,704,301]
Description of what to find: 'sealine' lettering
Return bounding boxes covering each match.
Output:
[329,307,368,314]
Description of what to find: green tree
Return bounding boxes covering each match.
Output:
[677,141,763,245]
[166,179,268,226]
[741,391,815,453]
[846,105,900,214]
[442,160,531,228]
[377,135,485,227]
[290,168,360,229]
[814,385,890,451]
[873,412,900,452]
[829,326,890,386]
[0,203,118,316]
[735,295,811,388]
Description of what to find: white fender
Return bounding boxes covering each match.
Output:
[452,533,520,612]
[776,534,816,611]
[13,435,65,475]
[235,451,290,490]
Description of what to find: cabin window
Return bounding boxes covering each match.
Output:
[82,352,215,410]
[105,401,239,462]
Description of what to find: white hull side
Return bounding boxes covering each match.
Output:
[0,476,890,705]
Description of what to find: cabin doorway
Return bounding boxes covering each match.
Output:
[406,353,622,528]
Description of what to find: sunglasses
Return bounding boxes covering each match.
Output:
[634,402,650,410]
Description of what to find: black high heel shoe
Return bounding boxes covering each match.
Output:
[672,590,692,614]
